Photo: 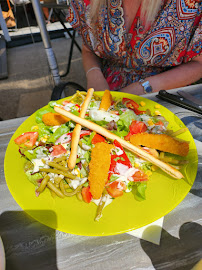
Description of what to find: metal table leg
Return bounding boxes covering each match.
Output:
[31,0,61,86]
[31,0,86,100]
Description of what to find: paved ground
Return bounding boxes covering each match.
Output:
[0,36,86,120]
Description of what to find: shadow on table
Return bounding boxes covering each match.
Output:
[190,151,202,198]
[180,115,202,142]
[0,210,58,270]
[140,222,202,270]
[176,114,202,198]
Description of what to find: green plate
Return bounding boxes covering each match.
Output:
[4,92,198,236]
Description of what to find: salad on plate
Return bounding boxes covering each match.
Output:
[14,89,189,221]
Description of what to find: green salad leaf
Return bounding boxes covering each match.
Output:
[109,174,120,183]
[48,101,58,108]
[84,151,91,164]
[32,123,52,139]
[80,131,95,146]
[112,128,128,138]
[119,109,137,130]
[24,146,49,161]
[25,170,43,186]
[48,124,69,143]
[134,182,147,201]
[24,149,37,161]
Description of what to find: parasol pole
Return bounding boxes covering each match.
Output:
[31,0,61,86]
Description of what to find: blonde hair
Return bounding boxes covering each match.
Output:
[90,0,162,26]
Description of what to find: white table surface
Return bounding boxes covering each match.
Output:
[0,85,202,270]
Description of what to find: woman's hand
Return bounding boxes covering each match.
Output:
[82,44,110,91]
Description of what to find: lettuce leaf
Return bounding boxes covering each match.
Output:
[24,146,49,161]
[134,182,147,201]
[119,109,137,130]
[84,151,91,164]
[85,131,96,145]
[93,120,108,127]
[112,129,128,138]
[80,166,87,177]
[114,101,126,110]
[141,163,152,172]
[25,170,43,186]
[24,149,37,161]
[124,150,137,166]
[32,123,52,139]
[48,101,58,108]
[48,124,69,143]
[112,110,137,138]
[71,109,80,116]
[109,174,120,183]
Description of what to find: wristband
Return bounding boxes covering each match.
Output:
[86,67,101,77]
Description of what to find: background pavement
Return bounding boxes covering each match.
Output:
[0,35,86,120]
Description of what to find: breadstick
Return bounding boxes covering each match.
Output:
[68,88,94,169]
[54,106,184,179]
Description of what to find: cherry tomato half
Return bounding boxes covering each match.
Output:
[106,181,126,198]
[82,186,92,203]
[125,120,147,141]
[14,132,38,147]
[51,145,67,156]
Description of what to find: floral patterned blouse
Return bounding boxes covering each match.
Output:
[67,0,202,91]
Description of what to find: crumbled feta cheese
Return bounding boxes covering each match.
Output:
[89,110,120,122]
[114,147,123,156]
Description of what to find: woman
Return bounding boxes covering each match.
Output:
[67,0,202,94]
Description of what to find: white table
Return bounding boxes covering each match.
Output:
[0,85,202,270]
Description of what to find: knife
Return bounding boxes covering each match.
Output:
[156,90,202,115]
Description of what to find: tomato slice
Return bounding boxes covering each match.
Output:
[14,132,38,147]
[122,98,145,115]
[91,133,105,144]
[122,98,139,109]
[106,181,126,198]
[132,170,148,182]
[124,131,133,141]
[62,100,80,108]
[108,140,132,180]
[130,120,147,133]
[62,100,71,106]
[81,186,92,203]
[155,121,164,126]
[51,145,67,156]
[80,130,91,138]
[125,120,147,141]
